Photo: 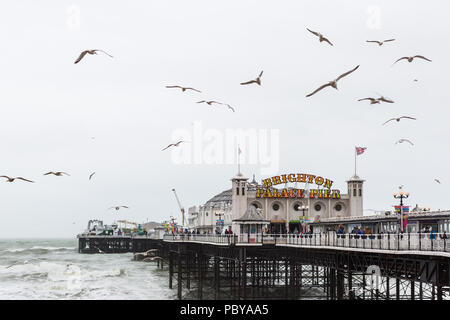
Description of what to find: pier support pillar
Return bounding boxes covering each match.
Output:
[177,251,182,300]
[337,269,344,300]
[329,268,337,300]
[169,252,173,289]
[197,253,203,300]
[241,248,247,300]
[214,257,220,299]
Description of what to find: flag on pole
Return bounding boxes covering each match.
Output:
[238,146,242,154]
[354,146,367,176]
[355,146,367,155]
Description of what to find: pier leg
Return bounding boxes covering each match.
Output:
[329,268,337,300]
[177,253,182,300]
[169,252,173,289]
[284,259,289,299]
[242,248,247,300]
[214,257,220,299]
[337,269,344,300]
[348,270,353,300]
[197,254,203,300]
[386,277,390,300]
[186,255,190,290]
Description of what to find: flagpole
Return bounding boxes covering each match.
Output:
[354,146,357,176]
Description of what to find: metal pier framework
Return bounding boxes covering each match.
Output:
[78,235,450,300]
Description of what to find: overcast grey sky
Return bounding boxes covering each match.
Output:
[0,1,449,238]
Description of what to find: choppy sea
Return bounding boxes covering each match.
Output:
[0,239,175,300]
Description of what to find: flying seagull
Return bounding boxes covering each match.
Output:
[395,139,414,146]
[89,172,96,180]
[44,172,70,176]
[434,179,441,184]
[306,28,333,46]
[393,55,432,65]
[358,97,380,104]
[224,104,235,112]
[165,85,201,93]
[306,65,359,97]
[0,176,34,183]
[240,71,263,86]
[197,100,223,106]
[74,49,113,64]
[162,140,187,151]
[358,96,394,104]
[366,39,395,46]
[382,116,417,125]
[109,206,129,211]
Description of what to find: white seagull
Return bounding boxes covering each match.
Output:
[306,65,359,97]
[162,140,187,151]
[393,55,432,65]
[395,139,414,146]
[306,28,333,46]
[240,71,263,86]
[74,49,113,64]
[165,85,201,93]
[382,116,416,125]
[366,39,395,46]
[109,206,129,211]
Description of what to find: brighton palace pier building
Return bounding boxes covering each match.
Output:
[187,170,364,235]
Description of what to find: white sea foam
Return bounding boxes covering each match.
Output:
[0,239,174,299]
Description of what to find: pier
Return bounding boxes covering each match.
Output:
[78,232,450,300]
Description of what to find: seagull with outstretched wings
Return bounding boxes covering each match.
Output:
[393,55,432,65]
[434,179,441,184]
[306,65,359,97]
[306,28,333,46]
[395,139,414,146]
[240,71,263,86]
[382,116,417,125]
[109,206,129,211]
[0,176,34,183]
[44,171,70,177]
[366,39,395,46]
[197,100,223,106]
[89,172,96,180]
[162,140,187,151]
[74,49,113,64]
[165,85,201,93]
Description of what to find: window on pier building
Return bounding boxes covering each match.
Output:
[242,187,245,195]
[353,189,356,196]
[236,187,239,195]
[359,189,362,196]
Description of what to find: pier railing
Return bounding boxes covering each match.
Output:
[163,232,450,253]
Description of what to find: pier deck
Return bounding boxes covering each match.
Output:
[77,233,450,300]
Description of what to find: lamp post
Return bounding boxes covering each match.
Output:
[299,205,309,233]
[393,190,409,233]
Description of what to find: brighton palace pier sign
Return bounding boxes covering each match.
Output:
[256,173,341,199]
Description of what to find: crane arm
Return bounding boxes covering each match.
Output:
[172,188,185,226]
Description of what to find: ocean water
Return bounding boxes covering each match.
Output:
[0,239,175,300]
